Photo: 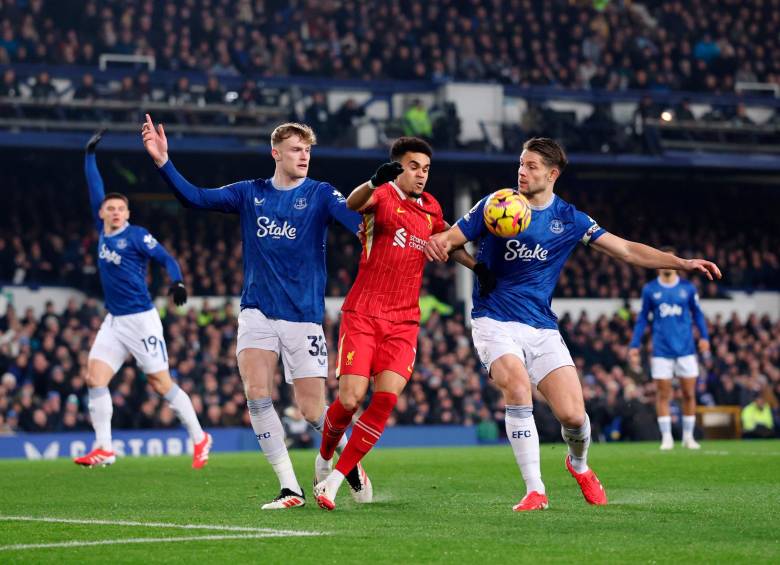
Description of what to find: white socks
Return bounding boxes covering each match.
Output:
[682,415,696,441]
[88,386,113,451]
[164,383,205,444]
[657,416,673,442]
[248,397,301,495]
[308,405,349,452]
[505,405,545,495]
[324,470,345,500]
[562,414,591,473]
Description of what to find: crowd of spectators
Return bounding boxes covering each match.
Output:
[3,174,778,302]
[1,296,777,442]
[0,0,778,92]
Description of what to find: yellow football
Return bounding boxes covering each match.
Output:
[483,189,531,237]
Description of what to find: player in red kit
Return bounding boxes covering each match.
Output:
[313,137,490,510]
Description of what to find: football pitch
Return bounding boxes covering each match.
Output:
[0,441,778,563]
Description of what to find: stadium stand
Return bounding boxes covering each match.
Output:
[1,0,777,89]
[1,297,778,439]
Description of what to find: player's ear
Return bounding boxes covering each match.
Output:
[270,146,280,161]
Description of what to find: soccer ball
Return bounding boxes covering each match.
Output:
[483,189,531,237]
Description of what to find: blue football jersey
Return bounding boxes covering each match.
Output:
[86,154,183,316]
[630,277,709,358]
[158,161,361,323]
[457,193,605,329]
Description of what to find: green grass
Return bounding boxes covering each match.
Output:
[1,441,779,563]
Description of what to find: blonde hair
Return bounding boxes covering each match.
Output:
[270,122,317,147]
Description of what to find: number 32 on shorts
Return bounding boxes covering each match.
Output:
[307,335,327,357]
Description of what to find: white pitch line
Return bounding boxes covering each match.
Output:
[0,516,323,537]
[0,534,304,552]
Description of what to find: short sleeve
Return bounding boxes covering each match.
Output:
[363,184,388,214]
[576,211,606,246]
[456,196,489,241]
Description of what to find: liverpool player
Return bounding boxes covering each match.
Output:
[314,137,488,510]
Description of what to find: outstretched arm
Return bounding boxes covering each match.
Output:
[627,287,653,366]
[141,113,243,212]
[84,129,106,223]
[591,233,722,280]
[424,224,469,263]
[324,186,362,234]
[689,287,710,353]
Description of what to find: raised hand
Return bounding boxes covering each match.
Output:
[85,128,106,154]
[370,161,404,188]
[141,113,169,167]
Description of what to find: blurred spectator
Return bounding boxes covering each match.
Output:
[403,98,433,140]
[330,98,365,147]
[741,393,775,439]
[303,92,332,143]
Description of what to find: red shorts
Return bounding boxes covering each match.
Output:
[336,311,419,380]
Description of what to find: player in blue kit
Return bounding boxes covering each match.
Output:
[141,115,371,509]
[425,138,721,511]
[629,254,710,450]
[75,130,212,469]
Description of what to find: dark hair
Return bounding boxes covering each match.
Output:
[390,136,433,161]
[522,137,568,172]
[102,192,129,206]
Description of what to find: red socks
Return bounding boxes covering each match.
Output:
[319,397,356,460]
[335,391,397,476]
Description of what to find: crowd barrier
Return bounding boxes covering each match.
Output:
[0,425,487,460]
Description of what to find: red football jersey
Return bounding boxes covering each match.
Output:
[342,182,447,323]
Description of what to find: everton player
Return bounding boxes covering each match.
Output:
[630,254,710,450]
[142,115,371,509]
[76,129,211,469]
[314,137,487,510]
[425,137,721,511]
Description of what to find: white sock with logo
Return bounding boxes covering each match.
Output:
[561,414,591,473]
[505,405,545,495]
[247,397,301,495]
[682,415,696,441]
[164,383,205,444]
[88,386,113,451]
[309,405,348,452]
[657,416,673,442]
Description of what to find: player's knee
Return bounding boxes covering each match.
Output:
[298,402,323,423]
[499,379,532,405]
[85,372,106,388]
[339,392,363,413]
[558,409,586,429]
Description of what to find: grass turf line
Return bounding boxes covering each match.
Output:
[0,440,778,563]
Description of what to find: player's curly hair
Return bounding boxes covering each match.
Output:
[271,122,317,147]
[390,136,433,161]
[523,137,568,172]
